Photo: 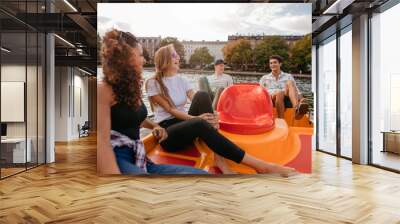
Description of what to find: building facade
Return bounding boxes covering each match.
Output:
[137,37,161,63]
[227,35,304,49]
[182,40,227,64]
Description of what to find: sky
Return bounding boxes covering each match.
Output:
[98,3,311,41]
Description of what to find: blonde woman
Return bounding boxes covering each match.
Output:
[145,44,296,176]
[98,29,207,175]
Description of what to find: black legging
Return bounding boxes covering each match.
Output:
[159,91,245,163]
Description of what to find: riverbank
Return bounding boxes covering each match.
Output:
[143,68,311,78]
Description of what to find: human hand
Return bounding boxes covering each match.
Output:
[213,112,220,129]
[198,113,219,129]
[152,126,168,143]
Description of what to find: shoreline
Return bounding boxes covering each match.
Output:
[143,68,311,78]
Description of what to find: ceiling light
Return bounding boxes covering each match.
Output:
[323,0,355,15]
[54,34,75,48]
[1,47,11,53]
[78,68,92,76]
[63,0,78,12]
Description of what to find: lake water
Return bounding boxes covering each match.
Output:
[141,70,314,117]
[97,68,314,117]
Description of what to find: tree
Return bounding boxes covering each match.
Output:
[290,34,311,74]
[254,37,289,72]
[142,47,150,63]
[158,37,185,62]
[189,47,214,68]
[223,39,253,71]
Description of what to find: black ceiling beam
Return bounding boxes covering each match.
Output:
[12,13,82,32]
[13,12,97,47]
[0,18,27,31]
[55,55,96,72]
[66,13,97,45]
[86,0,97,11]
[78,66,97,76]
[0,8,38,31]
[55,47,97,56]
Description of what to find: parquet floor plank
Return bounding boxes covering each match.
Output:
[0,135,399,223]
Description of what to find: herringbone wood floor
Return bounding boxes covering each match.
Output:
[1,135,400,224]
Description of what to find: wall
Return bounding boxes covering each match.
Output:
[182,41,226,63]
[54,67,89,141]
[1,65,25,138]
[72,72,89,138]
[54,66,69,141]
[88,76,97,132]
[1,63,45,165]
[1,65,41,138]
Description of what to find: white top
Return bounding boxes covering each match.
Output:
[206,73,234,93]
[259,72,301,95]
[146,75,193,123]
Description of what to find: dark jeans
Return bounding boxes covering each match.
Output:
[159,91,245,164]
[282,96,293,108]
[113,146,208,174]
[272,95,293,108]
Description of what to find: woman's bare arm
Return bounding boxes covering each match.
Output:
[187,89,195,101]
[97,81,121,174]
[141,118,160,129]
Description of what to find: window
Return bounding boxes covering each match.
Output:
[339,26,352,158]
[317,35,337,154]
[1,31,28,178]
[370,3,400,171]
[0,1,46,179]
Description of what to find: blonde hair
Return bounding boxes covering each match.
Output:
[146,44,176,111]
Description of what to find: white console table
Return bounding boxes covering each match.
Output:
[1,138,32,163]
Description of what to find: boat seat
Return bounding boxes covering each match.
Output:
[153,144,201,158]
[143,135,213,171]
[207,166,223,174]
[216,83,275,135]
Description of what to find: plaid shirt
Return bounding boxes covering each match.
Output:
[110,130,149,172]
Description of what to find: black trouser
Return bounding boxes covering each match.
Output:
[159,91,245,163]
[197,76,225,109]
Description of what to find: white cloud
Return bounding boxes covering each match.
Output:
[97,3,311,40]
[270,15,311,35]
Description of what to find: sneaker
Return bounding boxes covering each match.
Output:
[295,102,309,120]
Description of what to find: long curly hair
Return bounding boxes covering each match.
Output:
[101,29,142,109]
[145,44,176,111]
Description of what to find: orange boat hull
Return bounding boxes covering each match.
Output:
[144,108,313,174]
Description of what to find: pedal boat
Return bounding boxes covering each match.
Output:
[143,84,313,174]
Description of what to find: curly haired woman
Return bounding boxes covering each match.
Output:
[97,29,207,174]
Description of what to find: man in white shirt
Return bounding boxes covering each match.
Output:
[207,59,233,93]
[259,55,308,119]
[199,59,233,108]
